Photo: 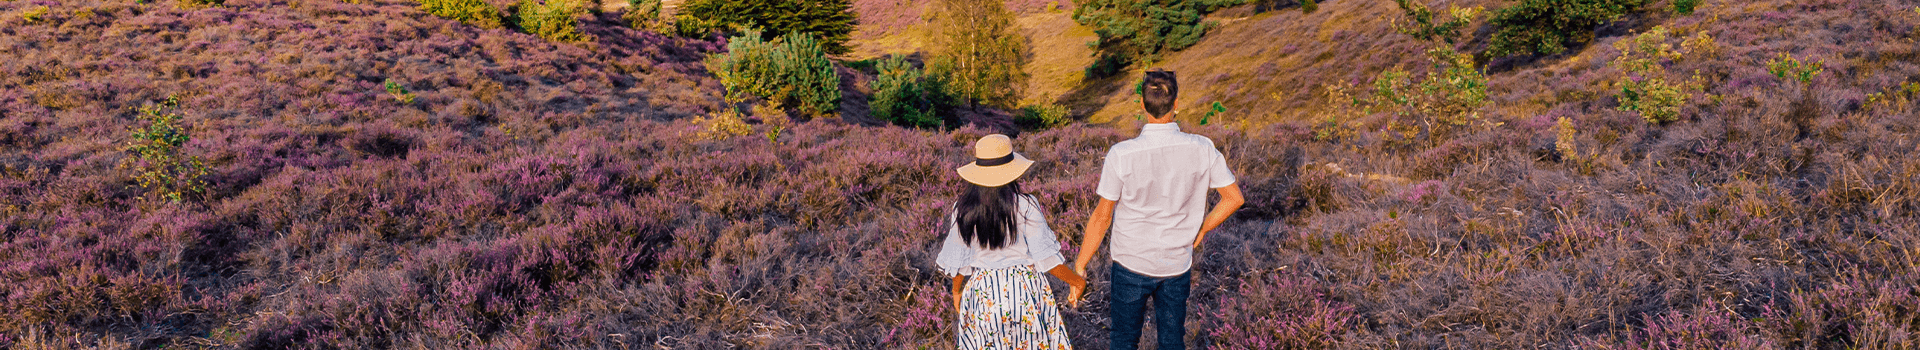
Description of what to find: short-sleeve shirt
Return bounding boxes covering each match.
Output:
[934,195,1067,276]
[1095,122,1236,277]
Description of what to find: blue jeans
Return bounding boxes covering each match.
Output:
[1110,263,1191,350]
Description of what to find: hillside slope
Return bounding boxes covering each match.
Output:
[6,0,1920,349]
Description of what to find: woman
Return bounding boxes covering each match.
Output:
[937,134,1087,349]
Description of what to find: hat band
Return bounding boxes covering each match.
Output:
[975,153,1015,167]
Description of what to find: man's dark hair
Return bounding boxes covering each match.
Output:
[1142,69,1178,119]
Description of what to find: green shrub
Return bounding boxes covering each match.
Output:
[122,97,210,203]
[1351,47,1491,142]
[21,6,48,24]
[1301,0,1316,13]
[419,0,507,29]
[1016,104,1070,129]
[384,79,417,104]
[1767,52,1823,85]
[869,57,946,128]
[1487,0,1645,57]
[706,29,842,117]
[515,0,592,42]
[1393,0,1480,43]
[675,0,857,55]
[1073,0,1248,78]
[624,0,666,32]
[1611,27,1692,124]
[1200,101,1226,125]
[1672,0,1700,15]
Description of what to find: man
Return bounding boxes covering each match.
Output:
[1067,69,1244,350]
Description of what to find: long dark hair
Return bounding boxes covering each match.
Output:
[956,181,1025,250]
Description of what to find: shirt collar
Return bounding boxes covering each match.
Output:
[1142,122,1181,133]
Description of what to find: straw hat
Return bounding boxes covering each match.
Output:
[957,134,1034,187]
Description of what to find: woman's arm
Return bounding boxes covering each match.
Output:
[951,275,967,312]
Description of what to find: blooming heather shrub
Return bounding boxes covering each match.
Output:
[122,96,210,203]
[1487,0,1646,56]
[1581,300,1777,349]
[1205,271,1356,349]
[706,29,841,117]
[515,0,592,42]
[418,0,507,29]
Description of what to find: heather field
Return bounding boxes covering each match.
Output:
[5,0,1920,349]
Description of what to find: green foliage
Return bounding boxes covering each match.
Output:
[1073,0,1248,78]
[675,0,857,55]
[1672,0,1700,15]
[122,97,210,204]
[869,57,946,128]
[624,0,666,32]
[1201,101,1226,125]
[384,79,417,104]
[1393,0,1480,43]
[1767,53,1824,85]
[1016,104,1071,129]
[419,0,507,29]
[705,29,842,117]
[1611,27,1693,124]
[926,0,1029,108]
[1487,0,1645,57]
[182,0,225,6]
[21,6,48,24]
[1301,0,1316,14]
[1349,47,1491,142]
[515,0,592,42]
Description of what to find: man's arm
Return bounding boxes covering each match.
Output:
[1068,198,1117,307]
[1194,183,1244,249]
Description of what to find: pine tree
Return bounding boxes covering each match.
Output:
[925,0,1028,109]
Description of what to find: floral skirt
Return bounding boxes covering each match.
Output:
[958,265,1073,350]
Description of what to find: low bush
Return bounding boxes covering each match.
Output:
[1344,47,1491,145]
[1016,103,1070,130]
[675,0,857,54]
[1611,27,1697,124]
[1487,0,1646,57]
[869,57,947,128]
[623,0,666,32]
[1205,271,1356,349]
[1766,52,1823,85]
[705,29,841,117]
[1392,0,1480,44]
[122,96,209,203]
[514,0,592,42]
[1073,0,1248,77]
[419,0,507,29]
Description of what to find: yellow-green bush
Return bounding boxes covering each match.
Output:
[515,0,592,42]
[418,0,507,29]
[122,97,210,203]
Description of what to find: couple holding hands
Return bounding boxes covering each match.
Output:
[935,70,1244,350]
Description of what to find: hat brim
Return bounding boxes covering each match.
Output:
[957,153,1034,187]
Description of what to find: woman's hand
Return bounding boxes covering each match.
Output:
[1047,264,1087,308]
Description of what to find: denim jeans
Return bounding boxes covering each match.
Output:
[1110,263,1191,350]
